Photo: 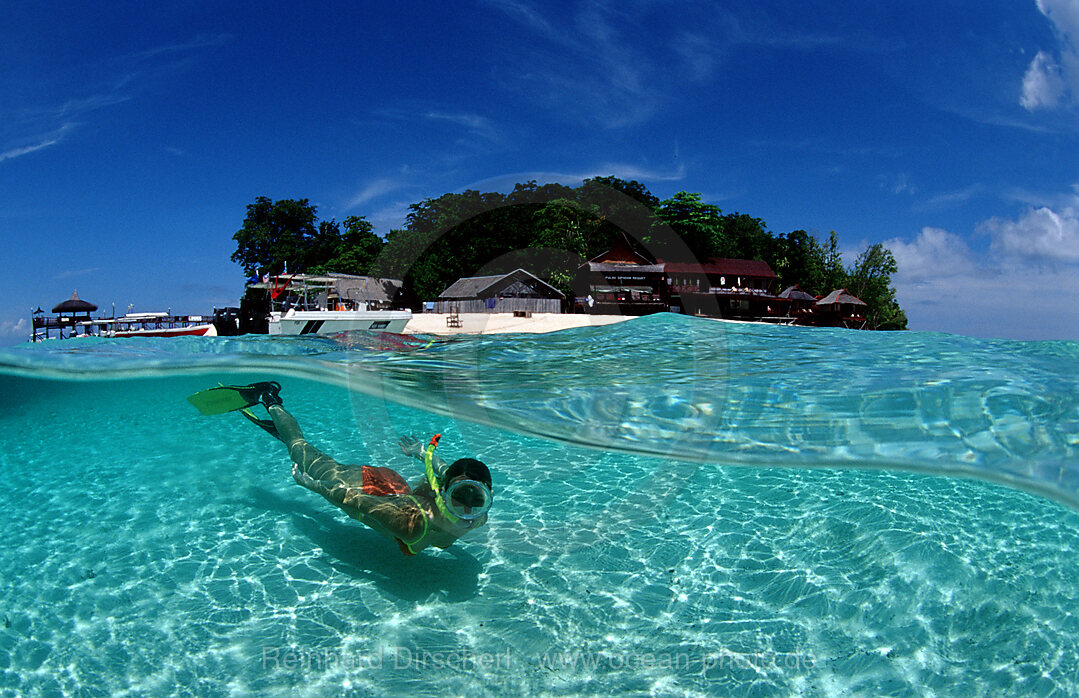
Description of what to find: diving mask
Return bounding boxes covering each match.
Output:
[443,478,493,521]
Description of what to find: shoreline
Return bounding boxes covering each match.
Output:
[403,312,633,335]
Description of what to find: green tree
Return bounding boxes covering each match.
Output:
[653,192,726,261]
[846,243,907,330]
[308,216,384,276]
[231,197,319,276]
[721,213,770,260]
[766,229,828,294]
[529,198,597,293]
[821,230,848,292]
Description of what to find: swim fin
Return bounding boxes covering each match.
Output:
[240,407,282,441]
[186,382,281,415]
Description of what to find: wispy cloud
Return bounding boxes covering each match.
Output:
[53,267,104,281]
[917,183,985,210]
[344,178,406,210]
[371,107,503,146]
[0,123,76,163]
[593,162,686,183]
[482,0,557,40]
[482,0,665,127]
[424,111,501,142]
[879,172,917,196]
[1,34,229,165]
[127,33,232,62]
[367,200,415,233]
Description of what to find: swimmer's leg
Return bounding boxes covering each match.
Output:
[266,404,346,482]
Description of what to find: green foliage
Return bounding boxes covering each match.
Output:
[766,230,827,294]
[846,243,908,330]
[309,216,383,276]
[231,197,383,278]
[653,192,725,261]
[231,197,319,276]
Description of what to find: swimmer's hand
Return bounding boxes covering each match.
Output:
[398,435,424,459]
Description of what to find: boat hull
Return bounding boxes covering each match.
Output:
[112,324,218,338]
[269,310,412,335]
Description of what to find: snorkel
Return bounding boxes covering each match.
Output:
[423,434,492,525]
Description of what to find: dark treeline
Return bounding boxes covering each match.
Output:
[232,177,907,330]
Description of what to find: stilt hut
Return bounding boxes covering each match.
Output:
[778,286,817,323]
[814,289,867,328]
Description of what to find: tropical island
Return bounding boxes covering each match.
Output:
[231,177,906,333]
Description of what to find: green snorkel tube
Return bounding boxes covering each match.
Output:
[424,434,460,523]
[424,434,492,523]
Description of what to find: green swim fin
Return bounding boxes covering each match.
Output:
[186,382,281,415]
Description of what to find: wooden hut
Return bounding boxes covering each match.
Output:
[814,289,868,328]
[435,268,564,314]
[778,285,816,323]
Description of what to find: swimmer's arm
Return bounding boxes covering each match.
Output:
[398,435,449,475]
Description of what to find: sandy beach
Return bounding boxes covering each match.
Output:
[403,312,633,335]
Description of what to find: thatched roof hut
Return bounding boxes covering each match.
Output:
[816,289,866,307]
[779,286,816,301]
[52,290,97,314]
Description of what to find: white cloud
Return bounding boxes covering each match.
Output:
[0,317,28,343]
[980,204,1079,263]
[888,227,977,281]
[1023,0,1079,110]
[888,199,1079,339]
[1021,51,1067,109]
[595,163,686,183]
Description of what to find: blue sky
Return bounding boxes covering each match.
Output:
[2,0,1079,342]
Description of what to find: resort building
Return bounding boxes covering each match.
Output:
[435,268,564,314]
[663,258,781,321]
[575,235,667,315]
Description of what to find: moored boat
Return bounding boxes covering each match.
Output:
[269,308,410,335]
[243,273,412,336]
[112,323,217,338]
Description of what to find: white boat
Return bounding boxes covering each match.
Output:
[269,308,411,335]
[249,273,412,335]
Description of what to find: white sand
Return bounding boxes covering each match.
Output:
[403,312,633,335]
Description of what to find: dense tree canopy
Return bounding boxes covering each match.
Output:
[231,178,907,329]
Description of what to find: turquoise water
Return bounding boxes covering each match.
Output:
[1,314,1078,696]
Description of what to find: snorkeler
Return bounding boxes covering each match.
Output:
[187,382,492,556]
